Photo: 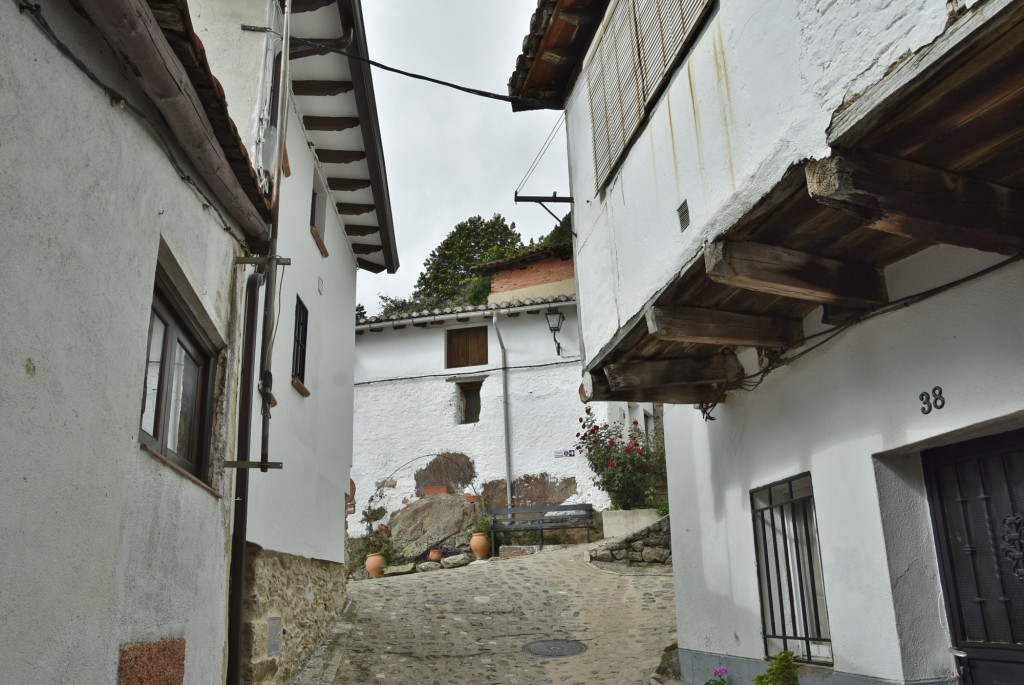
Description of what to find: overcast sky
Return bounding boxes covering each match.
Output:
[358,2,570,315]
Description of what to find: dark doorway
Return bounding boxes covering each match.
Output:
[924,428,1024,685]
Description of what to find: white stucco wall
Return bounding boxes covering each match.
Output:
[0,3,245,682]
[352,307,626,521]
[566,0,950,365]
[245,103,358,564]
[665,246,1023,683]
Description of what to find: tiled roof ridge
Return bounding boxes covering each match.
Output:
[357,294,574,326]
[471,242,573,274]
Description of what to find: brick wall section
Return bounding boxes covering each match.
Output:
[243,544,347,685]
[490,257,574,295]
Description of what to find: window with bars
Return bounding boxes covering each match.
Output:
[458,382,482,424]
[292,297,309,384]
[585,0,711,189]
[751,473,833,664]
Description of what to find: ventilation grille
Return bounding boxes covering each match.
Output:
[677,200,690,231]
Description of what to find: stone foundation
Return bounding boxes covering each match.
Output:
[587,516,672,566]
[243,543,347,685]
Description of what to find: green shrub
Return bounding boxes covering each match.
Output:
[754,651,799,685]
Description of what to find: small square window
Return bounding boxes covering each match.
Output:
[459,382,481,424]
[446,327,487,368]
[751,474,832,664]
[139,273,214,477]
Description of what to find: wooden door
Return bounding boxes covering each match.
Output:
[924,429,1024,685]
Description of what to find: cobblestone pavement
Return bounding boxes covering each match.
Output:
[293,546,677,685]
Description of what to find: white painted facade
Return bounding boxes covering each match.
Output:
[551,1,1024,684]
[352,305,652,521]
[0,3,246,683]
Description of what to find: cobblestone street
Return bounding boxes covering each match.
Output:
[293,546,677,685]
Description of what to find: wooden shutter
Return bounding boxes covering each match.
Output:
[587,50,612,187]
[447,327,488,368]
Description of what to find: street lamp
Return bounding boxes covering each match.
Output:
[545,310,565,356]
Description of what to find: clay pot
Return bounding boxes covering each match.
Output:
[427,547,443,563]
[463,494,481,504]
[470,532,491,560]
[365,553,386,578]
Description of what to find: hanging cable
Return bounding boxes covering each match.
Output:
[516,112,566,195]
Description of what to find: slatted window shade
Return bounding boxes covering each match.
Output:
[446,327,488,369]
[586,0,711,189]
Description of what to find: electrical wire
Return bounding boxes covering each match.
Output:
[14,0,252,253]
[354,357,583,387]
[516,112,566,194]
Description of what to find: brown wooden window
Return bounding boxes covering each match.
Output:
[586,0,712,188]
[292,297,309,383]
[446,327,487,368]
[139,272,214,477]
[459,382,482,424]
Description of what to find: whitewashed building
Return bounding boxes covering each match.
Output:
[1,1,396,683]
[352,247,652,524]
[511,1,1024,685]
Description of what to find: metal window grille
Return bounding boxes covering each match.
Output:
[751,474,833,664]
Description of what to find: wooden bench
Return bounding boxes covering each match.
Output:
[488,503,594,555]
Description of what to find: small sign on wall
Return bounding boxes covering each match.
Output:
[554,449,576,458]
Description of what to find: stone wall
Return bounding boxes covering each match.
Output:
[587,516,672,566]
[243,544,347,685]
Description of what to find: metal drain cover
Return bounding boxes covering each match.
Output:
[523,639,587,657]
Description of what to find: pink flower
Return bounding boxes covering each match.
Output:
[713,667,728,678]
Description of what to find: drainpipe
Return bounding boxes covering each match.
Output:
[491,314,514,507]
[227,269,264,685]
[257,0,293,472]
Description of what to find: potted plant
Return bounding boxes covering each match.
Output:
[358,531,395,578]
[427,544,443,563]
[470,515,491,559]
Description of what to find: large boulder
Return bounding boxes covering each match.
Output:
[387,495,477,558]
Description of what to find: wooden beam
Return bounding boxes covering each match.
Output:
[336,202,375,215]
[356,258,385,273]
[705,241,887,308]
[540,48,573,66]
[289,36,348,60]
[557,9,600,26]
[344,223,379,237]
[350,243,382,255]
[303,116,359,131]
[580,371,723,405]
[328,177,372,192]
[604,352,744,392]
[806,151,1024,254]
[292,80,353,96]
[293,0,333,12]
[646,306,802,348]
[315,148,366,164]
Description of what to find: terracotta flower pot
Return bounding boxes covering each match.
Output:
[470,532,491,560]
[427,547,443,563]
[365,552,386,578]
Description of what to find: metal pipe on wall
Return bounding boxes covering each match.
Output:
[492,313,514,508]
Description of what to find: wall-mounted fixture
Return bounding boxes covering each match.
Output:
[545,309,565,356]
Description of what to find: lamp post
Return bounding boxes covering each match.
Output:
[545,310,565,356]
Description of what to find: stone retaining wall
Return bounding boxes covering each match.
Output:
[243,543,347,685]
[587,516,672,565]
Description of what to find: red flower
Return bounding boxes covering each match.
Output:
[632,419,639,425]
[608,439,616,446]
[576,432,581,437]
[579,417,584,423]
[625,446,633,453]
[608,460,616,469]
[585,407,592,414]
[638,448,644,455]
[591,426,598,433]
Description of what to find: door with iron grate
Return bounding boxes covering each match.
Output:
[924,429,1024,685]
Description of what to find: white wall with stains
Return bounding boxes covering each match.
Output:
[352,306,628,521]
[0,3,244,682]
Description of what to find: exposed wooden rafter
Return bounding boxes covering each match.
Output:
[540,48,573,65]
[557,9,601,26]
[293,80,354,96]
[806,150,1024,254]
[344,223,379,237]
[350,243,382,255]
[705,241,888,308]
[289,36,349,60]
[646,306,802,348]
[304,116,359,131]
[604,351,744,392]
[292,0,333,12]
[336,202,375,215]
[580,371,723,405]
[328,177,372,192]
[315,148,366,164]
[357,258,386,273]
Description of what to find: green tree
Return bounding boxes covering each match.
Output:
[355,303,367,321]
[411,214,524,309]
[537,212,572,248]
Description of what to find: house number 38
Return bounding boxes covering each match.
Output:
[919,386,946,415]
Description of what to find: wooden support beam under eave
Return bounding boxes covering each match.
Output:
[328,177,372,192]
[705,241,888,308]
[304,116,359,132]
[344,223,379,237]
[315,148,366,164]
[350,243,382,255]
[336,202,375,215]
[806,150,1024,254]
[646,306,803,348]
[604,351,745,393]
[580,371,724,405]
[293,80,354,97]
